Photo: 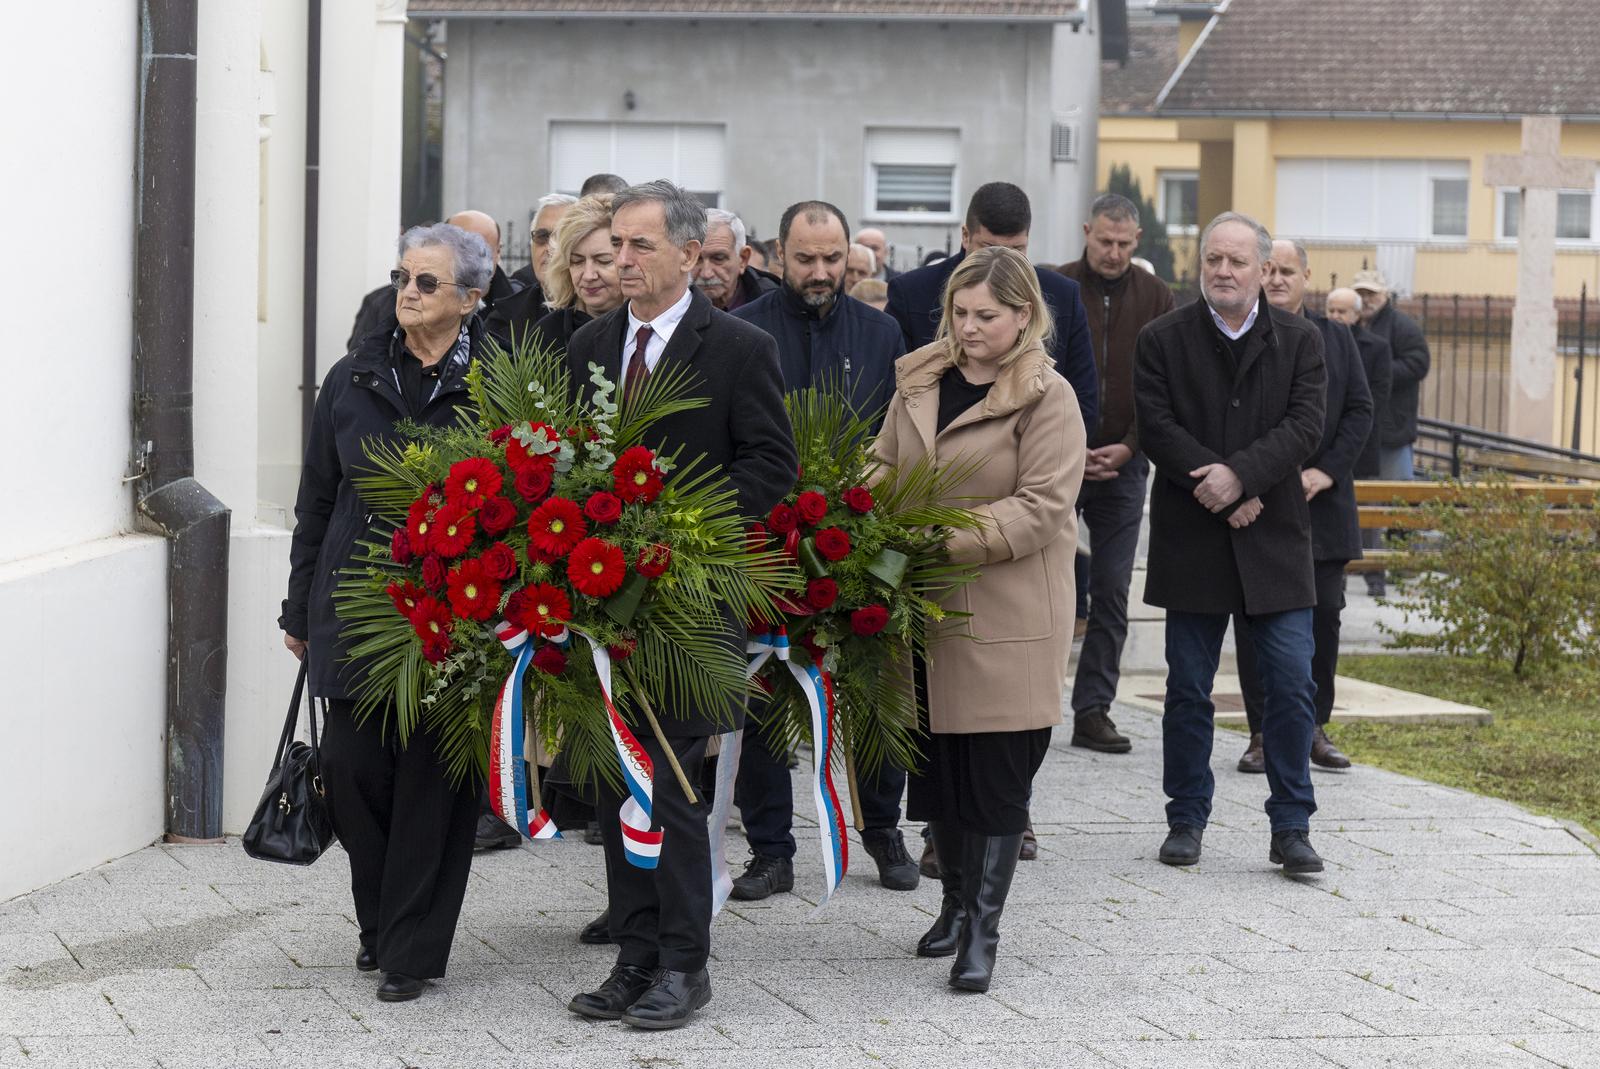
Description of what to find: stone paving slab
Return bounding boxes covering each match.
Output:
[4,702,1600,1068]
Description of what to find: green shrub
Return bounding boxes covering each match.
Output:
[1382,479,1600,676]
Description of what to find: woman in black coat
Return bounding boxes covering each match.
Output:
[279,222,494,1003]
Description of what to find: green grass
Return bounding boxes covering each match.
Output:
[1329,654,1600,837]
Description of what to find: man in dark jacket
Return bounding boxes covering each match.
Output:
[1352,270,1429,479]
[695,208,779,313]
[1326,287,1392,480]
[564,181,797,1031]
[886,181,1099,435]
[731,200,912,899]
[1060,193,1175,755]
[1233,241,1373,776]
[1134,212,1328,875]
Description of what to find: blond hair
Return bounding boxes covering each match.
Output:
[542,194,615,311]
[935,246,1054,368]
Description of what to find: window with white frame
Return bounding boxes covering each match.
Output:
[1275,158,1472,242]
[1497,187,1596,242]
[864,127,959,219]
[548,122,725,207]
[1157,170,1199,232]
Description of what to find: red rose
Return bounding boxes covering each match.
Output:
[814,526,851,562]
[444,456,503,508]
[613,446,664,504]
[410,596,453,645]
[635,543,672,579]
[608,635,638,661]
[488,424,513,445]
[768,503,798,535]
[385,579,426,618]
[805,577,839,611]
[479,494,516,537]
[799,630,828,663]
[745,521,770,554]
[795,491,828,526]
[526,496,587,557]
[850,604,889,636]
[843,486,875,514]
[513,459,555,503]
[505,422,562,470]
[406,496,436,555]
[420,554,446,591]
[480,542,518,581]
[568,537,627,597]
[513,582,572,637]
[446,558,502,621]
[389,527,414,565]
[584,491,623,525]
[531,644,568,675]
[429,503,477,559]
[422,638,452,664]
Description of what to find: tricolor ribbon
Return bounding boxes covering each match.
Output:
[487,620,562,841]
[577,632,664,870]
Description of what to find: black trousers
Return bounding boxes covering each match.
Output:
[598,734,713,974]
[321,700,478,978]
[1070,456,1150,717]
[1235,559,1348,733]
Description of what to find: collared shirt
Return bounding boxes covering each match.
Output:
[1207,299,1259,341]
[621,287,694,383]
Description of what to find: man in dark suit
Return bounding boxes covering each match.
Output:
[1134,212,1327,876]
[885,181,1099,437]
[563,180,797,1030]
[1233,240,1373,776]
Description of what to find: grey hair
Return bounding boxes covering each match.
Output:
[1201,211,1272,265]
[849,243,877,274]
[1327,286,1364,312]
[705,208,747,252]
[613,179,708,248]
[537,192,578,213]
[398,222,494,292]
[1089,193,1141,227]
[1276,237,1309,270]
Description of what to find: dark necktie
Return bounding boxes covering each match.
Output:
[625,325,653,399]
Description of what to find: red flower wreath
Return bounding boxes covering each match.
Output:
[526,496,587,558]
[429,503,476,559]
[446,558,502,621]
[444,456,502,508]
[613,446,664,504]
[795,490,828,526]
[813,526,851,562]
[567,537,628,597]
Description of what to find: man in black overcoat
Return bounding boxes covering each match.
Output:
[1133,213,1328,875]
[563,180,797,1030]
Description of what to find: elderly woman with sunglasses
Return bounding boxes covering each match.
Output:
[279,223,493,1005]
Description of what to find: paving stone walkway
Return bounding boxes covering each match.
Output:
[4,702,1600,1069]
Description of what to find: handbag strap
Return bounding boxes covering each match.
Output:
[270,661,310,776]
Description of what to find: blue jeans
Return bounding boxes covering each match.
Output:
[1163,608,1318,833]
[1378,443,1414,481]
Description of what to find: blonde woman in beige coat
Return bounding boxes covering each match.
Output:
[873,246,1086,993]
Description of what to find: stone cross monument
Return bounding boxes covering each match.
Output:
[1483,116,1597,444]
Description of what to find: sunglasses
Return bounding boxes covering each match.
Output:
[390,269,466,295]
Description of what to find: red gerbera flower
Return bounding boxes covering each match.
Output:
[850,604,889,636]
[480,542,518,581]
[513,458,555,503]
[505,422,563,470]
[635,542,672,579]
[478,494,516,537]
[410,596,454,645]
[406,496,436,555]
[768,503,798,535]
[531,644,568,675]
[444,456,502,508]
[613,446,664,504]
[795,490,828,526]
[512,582,572,637]
[843,486,875,514]
[446,558,502,621]
[814,526,851,562]
[385,579,426,619]
[429,503,477,559]
[585,491,623,525]
[389,526,414,565]
[805,577,839,611]
[526,496,587,558]
[567,537,627,597]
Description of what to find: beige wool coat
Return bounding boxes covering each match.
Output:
[873,342,1087,735]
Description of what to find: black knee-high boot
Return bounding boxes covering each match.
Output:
[916,820,966,957]
[949,832,1023,992]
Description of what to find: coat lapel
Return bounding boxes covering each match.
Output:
[654,289,711,376]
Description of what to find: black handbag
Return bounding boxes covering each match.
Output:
[243,661,335,865]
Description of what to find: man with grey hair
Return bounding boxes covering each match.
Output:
[695,208,777,312]
[564,179,796,1031]
[855,226,899,280]
[1326,287,1394,483]
[845,242,877,292]
[1133,210,1328,875]
[509,192,579,293]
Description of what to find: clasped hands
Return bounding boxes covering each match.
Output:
[1189,463,1260,529]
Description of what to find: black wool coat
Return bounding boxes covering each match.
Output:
[1350,324,1393,478]
[565,289,799,736]
[282,318,486,700]
[1304,313,1374,564]
[1366,302,1430,447]
[1134,295,1327,616]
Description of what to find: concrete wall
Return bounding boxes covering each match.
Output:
[441,17,1097,267]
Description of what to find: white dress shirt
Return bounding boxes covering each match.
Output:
[621,287,694,382]
[1207,299,1259,341]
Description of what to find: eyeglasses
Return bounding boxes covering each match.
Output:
[531,228,555,246]
[390,269,466,295]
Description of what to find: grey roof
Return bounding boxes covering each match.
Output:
[1102,16,1180,115]
[1158,0,1600,119]
[412,0,1084,19]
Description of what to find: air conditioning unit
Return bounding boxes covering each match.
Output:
[1051,122,1079,163]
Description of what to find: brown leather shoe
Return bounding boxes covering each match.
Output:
[1310,726,1352,769]
[1071,710,1132,754]
[1236,733,1265,774]
[919,833,941,879]
[1018,821,1038,861]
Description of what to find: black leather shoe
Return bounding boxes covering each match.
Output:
[918,832,941,879]
[375,973,423,1002]
[1310,726,1352,770]
[1237,733,1266,774]
[474,810,521,851]
[355,945,378,973]
[1071,709,1132,754]
[917,821,965,958]
[567,963,654,1020]
[1270,829,1325,874]
[1159,824,1204,866]
[949,832,1022,993]
[621,968,712,1029]
[583,819,604,846]
[862,828,920,891]
[730,853,794,901]
[578,909,613,945]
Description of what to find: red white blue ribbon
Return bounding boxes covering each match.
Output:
[578,633,664,870]
[488,620,562,841]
